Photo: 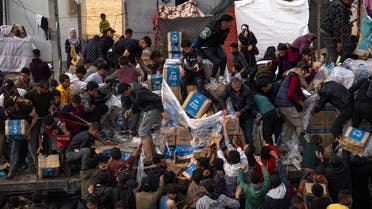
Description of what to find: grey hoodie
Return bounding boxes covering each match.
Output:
[196,194,240,209]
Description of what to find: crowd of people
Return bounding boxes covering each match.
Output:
[0,0,372,208]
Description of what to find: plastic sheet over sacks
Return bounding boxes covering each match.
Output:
[324,66,355,89]
[341,58,372,81]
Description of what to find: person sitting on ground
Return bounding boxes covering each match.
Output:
[308,183,331,209]
[300,133,324,172]
[238,156,270,209]
[196,178,240,209]
[326,190,353,209]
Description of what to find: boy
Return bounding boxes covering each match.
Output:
[59,95,87,136]
[179,39,219,106]
[99,13,110,34]
[56,74,71,107]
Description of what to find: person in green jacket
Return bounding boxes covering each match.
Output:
[238,156,270,209]
[299,133,324,172]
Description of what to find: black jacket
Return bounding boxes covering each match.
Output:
[90,185,113,209]
[219,83,253,119]
[99,34,114,60]
[131,84,164,112]
[83,35,101,62]
[313,81,353,112]
[113,185,136,209]
[350,158,372,209]
[199,18,230,48]
[90,87,111,106]
[349,77,372,103]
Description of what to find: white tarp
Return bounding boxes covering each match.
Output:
[0,36,35,72]
[234,0,309,58]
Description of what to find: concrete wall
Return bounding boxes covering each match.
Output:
[7,0,52,61]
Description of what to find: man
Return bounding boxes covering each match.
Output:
[238,157,270,209]
[196,178,240,209]
[24,80,54,150]
[15,67,33,91]
[271,43,300,81]
[85,63,108,84]
[83,59,97,80]
[99,27,115,62]
[76,66,87,81]
[56,74,71,107]
[230,43,250,78]
[198,14,233,83]
[65,123,107,171]
[312,80,353,139]
[159,185,178,209]
[29,49,52,83]
[0,80,22,107]
[123,28,133,39]
[321,0,354,64]
[238,24,258,75]
[85,81,110,122]
[219,77,254,146]
[146,51,164,75]
[118,83,165,164]
[108,36,152,68]
[105,56,142,84]
[326,190,353,209]
[83,35,101,64]
[180,39,219,106]
[4,99,38,179]
[58,95,86,136]
[275,64,306,143]
[349,76,372,128]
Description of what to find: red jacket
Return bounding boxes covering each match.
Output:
[255,144,280,181]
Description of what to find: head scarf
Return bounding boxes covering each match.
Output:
[68,28,79,45]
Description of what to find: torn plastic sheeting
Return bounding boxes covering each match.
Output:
[324,66,355,89]
[161,81,222,130]
[303,94,318,130]
[341,58,372,81]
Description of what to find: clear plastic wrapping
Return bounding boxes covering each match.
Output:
[342,58,372,81]
[324,66,355,89]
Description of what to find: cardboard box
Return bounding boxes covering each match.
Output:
[182,91,212,119]
[208,84,225,99]
[147,74,163,91]
[342,127,370,155]
[167,31,182,53]
[307,111,325,130]
[5,120,29,137]
[306,129,334,147]
[38,154,60,178]
[325,110,338,130]
[163,64,182,100]
[176,126,193,144]
[226,116,240,135]
[303,183,327,208]
[182,160,196,180]
[187,85,197,94]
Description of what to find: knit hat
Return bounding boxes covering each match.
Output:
[277,43,287,51]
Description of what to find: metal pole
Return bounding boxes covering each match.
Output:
[122,0,128,34]
[54,0,62,75]
[77,3,83,42]
[317,0,321,60]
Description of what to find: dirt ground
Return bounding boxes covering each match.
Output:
[85,0,123,39]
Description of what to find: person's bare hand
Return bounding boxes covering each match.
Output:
[123,49,130,57]
[234,111,241,118]
[88,185,94,194]
[255,156,263,165]
[248,45,253,51]
[159,175,164,182]
[235,185,243,199]
[241,163,248,170]
[315,151,324,162]
[222,116,229,126]
[270,151,278,159]
[222,109,228,116]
